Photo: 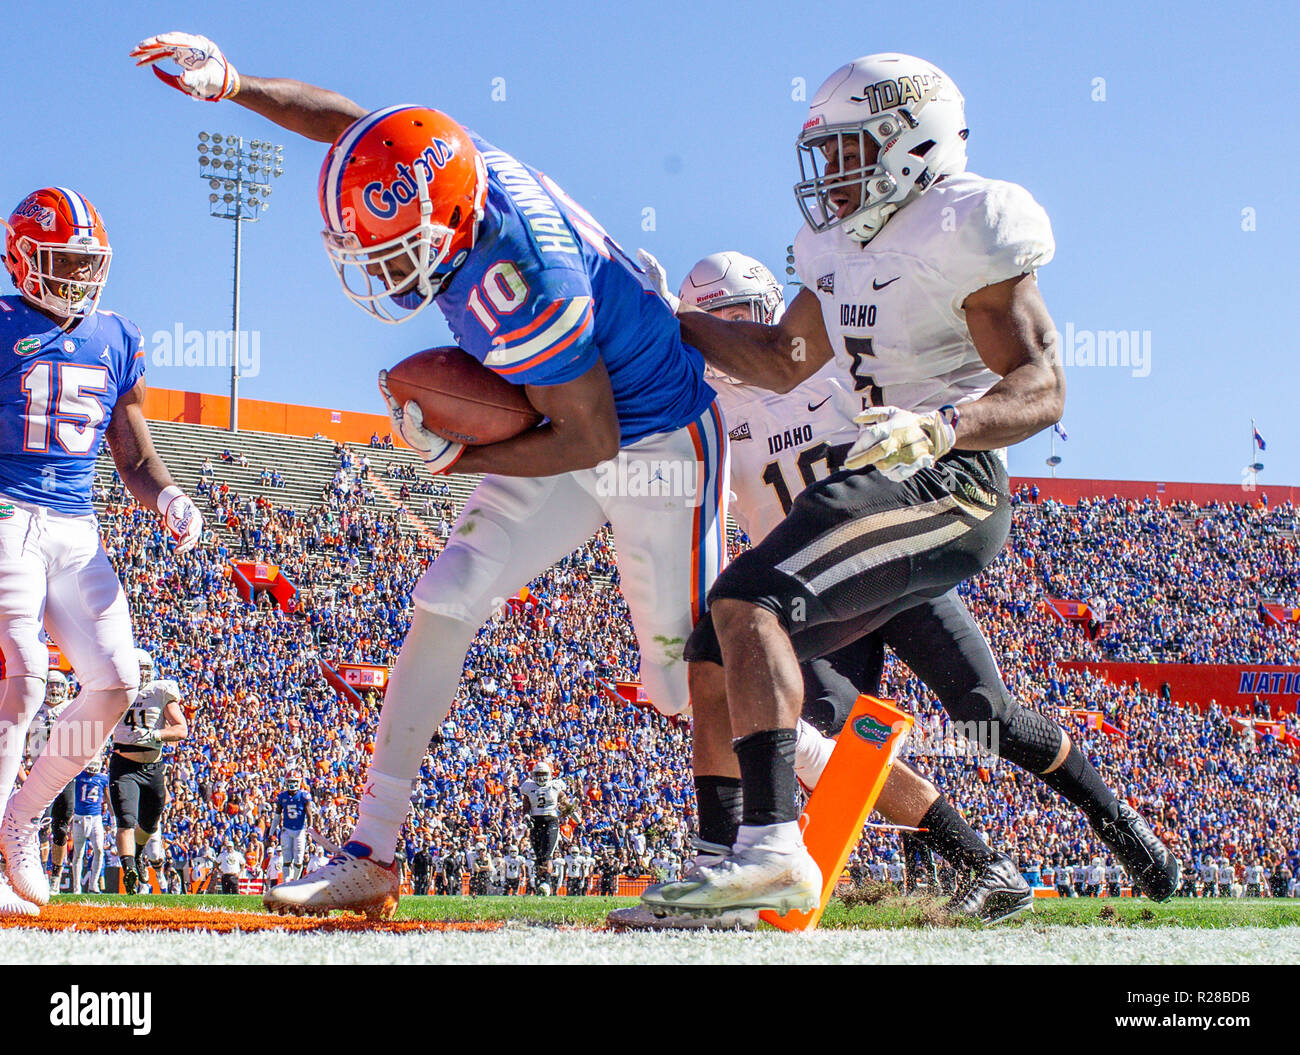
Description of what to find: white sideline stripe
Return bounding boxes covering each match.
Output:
[483,297,592,368]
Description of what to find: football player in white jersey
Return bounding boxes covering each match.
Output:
[642,54,1178,917]
[107,649,188,894]
[615,254,1033,930]
[520,762,567,892]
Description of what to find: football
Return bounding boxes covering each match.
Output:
[383,346,543,445]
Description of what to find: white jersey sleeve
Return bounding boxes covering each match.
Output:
[793,172,1054,416]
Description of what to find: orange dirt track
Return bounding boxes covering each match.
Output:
[0,903,504,934]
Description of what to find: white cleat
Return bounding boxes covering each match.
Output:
[0,871,39,918]
[0,809,49,906]
[606,903,758,931]
[262,841,399,919]
[642,838,821,917]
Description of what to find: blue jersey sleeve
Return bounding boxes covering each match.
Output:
[478,266,596,386]
[107,313,147,395]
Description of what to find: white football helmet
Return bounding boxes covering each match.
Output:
[85,754,103,775]
[679,252,785,385]
[531,761,552,786]
[45,670,69,706]
[135,648,154,683]
[678,252,785,325]
[795,53,968,244]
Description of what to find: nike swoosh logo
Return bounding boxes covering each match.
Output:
[872,277,900,290]
[807,396,831,412]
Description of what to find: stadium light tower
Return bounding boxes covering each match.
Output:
[196,131,283,432]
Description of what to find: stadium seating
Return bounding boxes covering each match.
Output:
[47,420,1295,895]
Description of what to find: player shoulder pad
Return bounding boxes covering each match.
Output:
[924,173,1055,306]
[99,309,144,351]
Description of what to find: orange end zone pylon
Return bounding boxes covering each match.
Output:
[761,694,913,932]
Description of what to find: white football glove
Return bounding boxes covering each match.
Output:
[133,731,165,751]
[844,406,957,482]
[157,486,204,553]
[130,32,241,101]
[377,370,465,476]
[635,249,680,314]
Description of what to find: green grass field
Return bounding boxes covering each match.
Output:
[51,891,1295,928]
[11,892,1298,966]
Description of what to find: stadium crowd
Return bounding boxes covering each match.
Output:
[37,443,1299,897]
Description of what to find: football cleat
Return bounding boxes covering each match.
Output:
[0,871,38,918]
[1093,804,1181,903]
[122,866,139,896]
[262,841,398,919]
[0,810,49,906]
[641,840,820,917]
[606,903,758,931]
[946,855,1034,925]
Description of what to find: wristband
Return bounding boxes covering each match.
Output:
[157,485,185,517]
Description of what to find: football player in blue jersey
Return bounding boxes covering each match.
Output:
[270,773,315,882]
[0,188,204,916]
[134,31,729,918]
[70,755,110,895]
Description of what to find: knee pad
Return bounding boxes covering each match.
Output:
[0,632,51,680]
[941,687,1062,772]
[0,674,47,731]
[993,704,1065,773]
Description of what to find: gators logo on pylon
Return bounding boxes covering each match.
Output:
[852,714,892,749]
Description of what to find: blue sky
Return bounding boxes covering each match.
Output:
[4,0,1296,485]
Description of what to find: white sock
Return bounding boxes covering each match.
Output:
[793,719,835,790]
[349,770,415,862]
[734,821,803,854]
[347,609,480,861]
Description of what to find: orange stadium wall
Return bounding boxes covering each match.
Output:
[1058,661,1300,715]
[142,387,393,446]
[1010,476,1300,506]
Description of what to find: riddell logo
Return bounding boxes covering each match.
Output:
[802,115,825,131]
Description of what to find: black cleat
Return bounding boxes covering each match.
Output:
[1093,803,1180,902]
[122,867,138,896]
[947,855,1034,925]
